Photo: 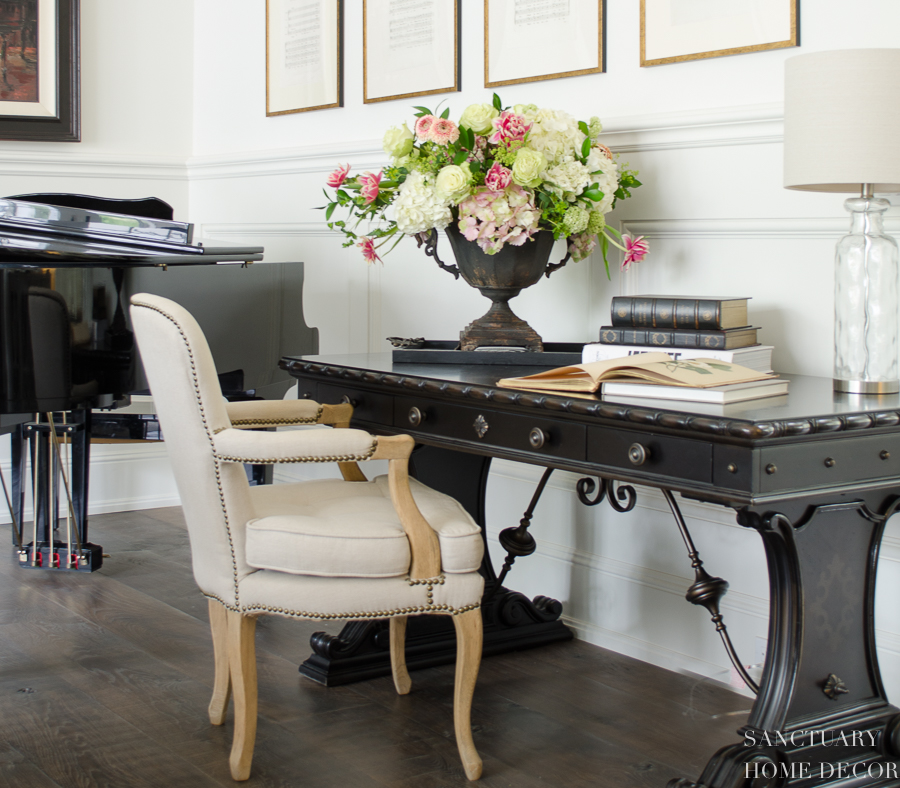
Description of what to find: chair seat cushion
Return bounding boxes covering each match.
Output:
[245,476,483,578]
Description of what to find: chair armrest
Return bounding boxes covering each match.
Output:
[225,400,355,429]
[213,425,378,463]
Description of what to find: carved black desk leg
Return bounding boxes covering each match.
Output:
[670,492,900,788]
[298,444,572,686]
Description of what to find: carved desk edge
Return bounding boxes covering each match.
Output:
[281,358,900,443]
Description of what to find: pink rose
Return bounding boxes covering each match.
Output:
[429,118,460,145]
[488,110,532,145]
[357,236,381,264]
[327,163,350,188]
[484,162,512,192]
[358,170,382,204]
[415,114,436,140]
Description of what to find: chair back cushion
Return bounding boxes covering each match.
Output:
[130,293,257,606]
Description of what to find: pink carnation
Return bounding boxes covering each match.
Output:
[430,118,460,145]
[621,235,648,270]
[488,110,532,145]
[358,236,381,264]
[358,170,383,204]
[327,163,350,188]
[484,162,512,192]
[415,114,436,139]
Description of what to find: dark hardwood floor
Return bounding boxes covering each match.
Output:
[0,506,750,788]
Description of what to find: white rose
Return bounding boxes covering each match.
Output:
[435,164,471,204]
[511,148,545,188]
[459,103,498,134]
[383,123,414,158]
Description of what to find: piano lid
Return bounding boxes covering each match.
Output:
[0,194,263,266]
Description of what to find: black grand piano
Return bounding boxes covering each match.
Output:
[0,193,316,573]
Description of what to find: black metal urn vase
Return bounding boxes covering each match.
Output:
[430,224,560,351]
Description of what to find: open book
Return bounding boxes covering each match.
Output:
[497,352,777,393]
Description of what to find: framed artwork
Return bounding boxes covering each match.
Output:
[0,0,79,142]
[485,0,604,88]
[363,0,460,104]
[266,0,343,115]
[641,0,799,67]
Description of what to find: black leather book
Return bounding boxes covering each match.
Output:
[611,295,750,330]
[598,325,759,350]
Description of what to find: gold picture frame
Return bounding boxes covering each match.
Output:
[363,0,460,105]
[640,0,798,67]
[266,0,343,116]
[484,0,604,88]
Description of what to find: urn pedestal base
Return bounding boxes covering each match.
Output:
[459,299,543,351]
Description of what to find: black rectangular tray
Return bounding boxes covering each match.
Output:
[391,340,585,366]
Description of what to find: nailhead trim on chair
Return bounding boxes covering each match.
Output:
[213,442,378,465]
[132,300,244,606]
[406,575,446,586]
[229,409,324,427]
[236,601,481,619]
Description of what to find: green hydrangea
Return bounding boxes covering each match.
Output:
[587,210,606,234]
[588,116,603,140]
[563,205,589,235]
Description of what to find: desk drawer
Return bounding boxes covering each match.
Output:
[758,433,900,493]
[395,396,586,462]
[317,383,394,426]
[587,427,712,483]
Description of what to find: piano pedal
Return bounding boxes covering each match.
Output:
[16,542,103,572]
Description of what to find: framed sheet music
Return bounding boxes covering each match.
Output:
[0,0,79,142]
[641,0,798,67]
[363,0,460,104]
[485,0,604,88]
[266,0,343,115]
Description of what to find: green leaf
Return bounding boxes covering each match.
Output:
[325,203,337,220]
[493,93,503,111]
[412,105,432,116]
[441,107,450,119]
[582,188,604,202]
[601,235,610,279]
[581,138,591,160]
[453,150,468,166]
[578,120,590,137]
[468,160,482,174]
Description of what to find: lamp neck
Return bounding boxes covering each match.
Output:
[861,183,875,199]
[844,195,890,236]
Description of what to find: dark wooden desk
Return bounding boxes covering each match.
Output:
[281,353,900,788]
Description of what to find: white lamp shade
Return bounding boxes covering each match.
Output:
[783,49,900,193]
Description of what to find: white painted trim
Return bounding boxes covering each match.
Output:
[185,103,788,181]
[0,149,188,180]
[201,222,333,238]
[620,216,900,240]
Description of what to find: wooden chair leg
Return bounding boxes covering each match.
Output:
[208,599,231,725]
[452,608,483,781]
[226,610,258,781]
[389,616,412,695]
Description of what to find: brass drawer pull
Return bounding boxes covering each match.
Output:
[529,428,548,449]
[408,406,425,427]
[628,443,649,466]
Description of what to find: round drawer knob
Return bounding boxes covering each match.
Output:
[408,406,425,427]
[340,395,357,407]
[628,443,649,466]
[824,457,836,468]
[882,450,891,461]
[300,391,312,400]
[766,463,778,475]
[529,428,548,449]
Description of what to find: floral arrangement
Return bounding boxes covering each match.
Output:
[322,94,646,276]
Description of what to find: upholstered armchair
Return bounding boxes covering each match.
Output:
[129,294,485,781]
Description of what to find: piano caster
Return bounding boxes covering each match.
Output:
[16,542,103,572]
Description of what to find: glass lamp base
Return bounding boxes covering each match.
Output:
[834,378,900,394]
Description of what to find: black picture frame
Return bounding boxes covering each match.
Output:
[0,0,79,142]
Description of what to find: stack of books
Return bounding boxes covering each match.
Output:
[497,352,789,405]
[583,295,773,373]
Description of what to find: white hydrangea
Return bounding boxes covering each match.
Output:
[392,170,452,235]
[543,160,592,202]
[527,108,585,166]
[586,148,620,214]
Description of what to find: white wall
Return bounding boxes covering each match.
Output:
[6,0,900,704]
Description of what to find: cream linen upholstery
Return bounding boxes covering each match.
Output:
[129,293,485,783]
